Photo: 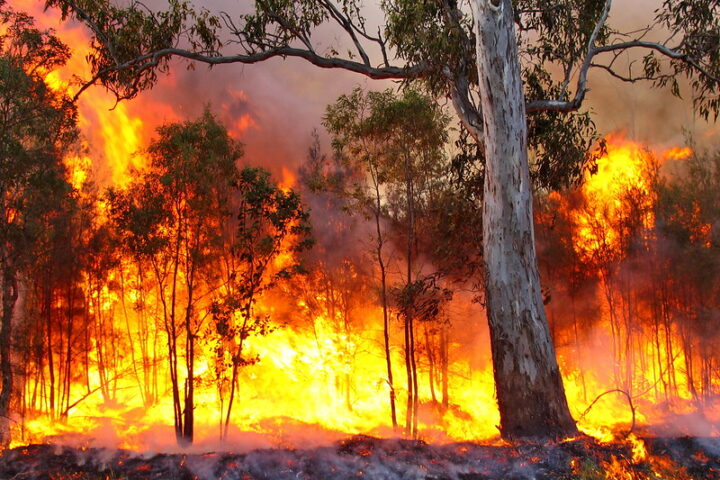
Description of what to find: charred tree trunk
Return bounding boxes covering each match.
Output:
[181,260,197,447]
[45,283,55,418]
[182,326,194,447]
[222,297,253,442]
[373,174,397,431]
[0,264,18,447]
[425,324,438,408]
[473,0,576,439]
[439,323,449,413]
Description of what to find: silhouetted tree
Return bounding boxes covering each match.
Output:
[0,4,77,446]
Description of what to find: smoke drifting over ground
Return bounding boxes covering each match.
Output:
[4,435,720,480]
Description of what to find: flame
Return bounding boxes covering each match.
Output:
[662,146,693,161]
[544,133,719,445]
[6,2,719,460]
[14,0,176,188]
[573,133,657,263]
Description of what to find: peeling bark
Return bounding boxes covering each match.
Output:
[472,0,577,439]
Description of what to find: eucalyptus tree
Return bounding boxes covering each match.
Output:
[50,0,720,439]
[0,4,77,447]
[323,87,449,436]
[107,110,242,447]
[212,166,312,442]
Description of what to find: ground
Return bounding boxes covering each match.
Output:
[0,435,717,480]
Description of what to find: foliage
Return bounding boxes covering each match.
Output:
[47,0,720,189]
[323,87,449,218]
[0,3,77,267]
[107,108,241,267]
[212,165,313,371]
[46,0,221,101]
[391,276,453,324]
[211,165,313,440]
[655,0,720,120]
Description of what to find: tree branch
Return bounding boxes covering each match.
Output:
[526,0,612,114]
[444,66,483,141]
[76,45,424,99]
[319,0,371,66]
[594,40,720,84]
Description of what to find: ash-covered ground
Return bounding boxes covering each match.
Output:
[0,435,718,480]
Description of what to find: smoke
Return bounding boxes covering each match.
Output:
[586,0,716,147]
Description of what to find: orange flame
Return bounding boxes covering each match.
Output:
[7,2,718,457]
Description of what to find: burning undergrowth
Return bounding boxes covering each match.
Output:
[3,0,720,466]
[0,434,718,480]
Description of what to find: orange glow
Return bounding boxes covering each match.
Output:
[278,167,297,192]
[572,133,657,264]
[662,146,693,161]
[7,4,718,464]
[546,133,719,445]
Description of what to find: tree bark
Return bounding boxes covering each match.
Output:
[473,0,577,439]
[0,264,18,447]
[373,174,397,431]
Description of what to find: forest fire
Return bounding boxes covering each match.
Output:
[540,135,720,441]
[9,48,717,448]
[2,1,720,479]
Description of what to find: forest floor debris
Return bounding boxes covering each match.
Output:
[0,434,718,480]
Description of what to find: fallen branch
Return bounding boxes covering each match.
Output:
[578,388,636,438]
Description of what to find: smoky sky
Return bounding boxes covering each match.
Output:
[31,0,718,184]
[136,0,713,177]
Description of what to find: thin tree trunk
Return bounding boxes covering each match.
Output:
[62,282,75,418]
[403,311,413,436]
[372,175,397,430]
[425,324,438,408]
[119,268,146,407]
[404,156,418,438]
[45,285,55,418]
[181,259,196,447]
[409,313,419,439]
[473,0,576,439]
[222,299,253,441]
[0,264,18,447]
[440,323,449,412]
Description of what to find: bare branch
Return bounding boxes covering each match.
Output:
[84,46,422,94]
[319,0,370,66]
[444,66,483,141]
[578,388,636,438]
[594,40,720,84]
[527,0,719,114]
[590,62,669,84]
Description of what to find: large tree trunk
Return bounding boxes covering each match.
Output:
[473,0,577,440]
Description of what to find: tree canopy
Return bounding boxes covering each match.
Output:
[46,0,719,187]
[0,1,78,447]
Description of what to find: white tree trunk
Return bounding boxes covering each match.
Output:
[472,0,577,439]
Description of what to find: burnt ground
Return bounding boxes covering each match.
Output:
[0,435,718,480]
